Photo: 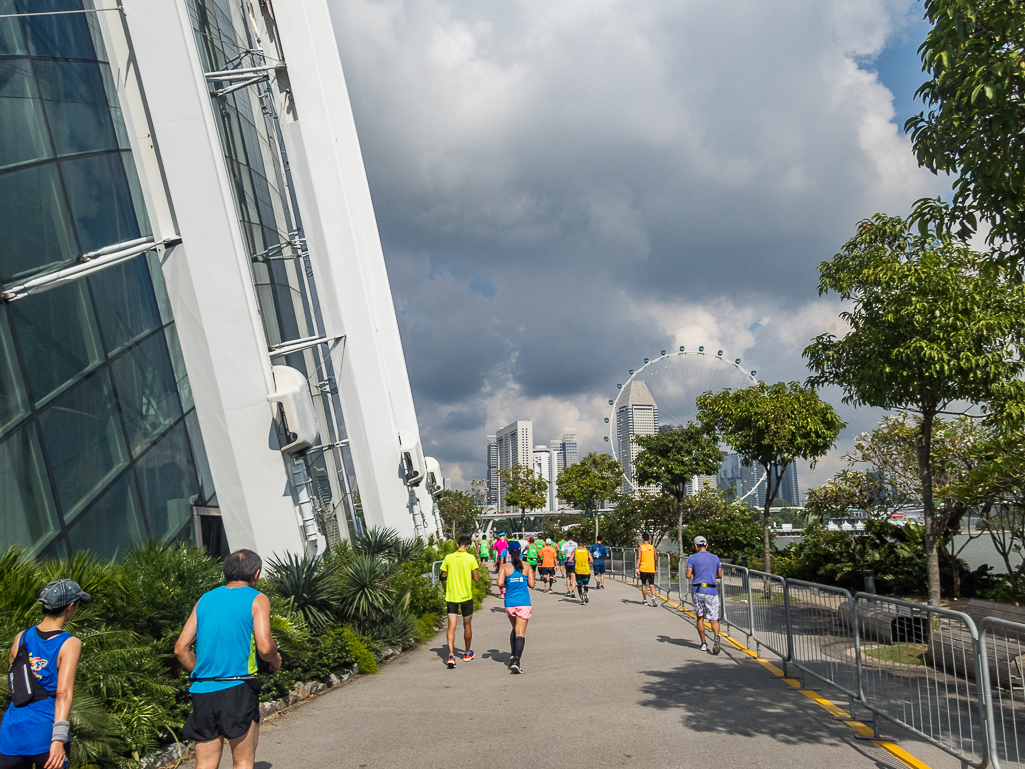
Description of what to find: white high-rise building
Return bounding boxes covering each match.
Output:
[532,445,557,512]
[617,381,659,491]
[495,421,532,511]
[0,0,438,561]
[486,435,499,505]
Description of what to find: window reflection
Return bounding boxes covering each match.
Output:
[0,163,77,281]
[0,0,26,56]
[0,306,27,436]
[35,59,119,157]
[111,331,182,456]
[39,369,127,519]
[61,151,143,254]
[136,421,200,540]
[0,421,59,555]
[0,60,52,169]
[67,471,146,558]
[21,0,104,62]
[89,255,160,354]
[164,326,193,412]
[9,280,102,405]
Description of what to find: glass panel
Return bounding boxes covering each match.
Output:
[89,254,160,354]
[164,326,193,411]
[0,60,52,169]
[35,59,118,157]
[110,331,181,456]
[121,150,151,235]
[0,0,26,56]
[60,150,142,254]
[0,421,59,555]
[0,306,27,436]
[0,162,77,281]
[22,0,102,62]
[136,421,199,540]
[67,471,146,558]
[39,369,128,518]
[39,537,67,561]
[9,279,102,405]
[185,409,213,503]
[146,250,172,325]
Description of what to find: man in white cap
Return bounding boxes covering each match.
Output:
[686,536,722,654]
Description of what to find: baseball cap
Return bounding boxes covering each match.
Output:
[693,536,708,546]
[507,540,521,552]
[545,538,552,545]
[39,579,91,611]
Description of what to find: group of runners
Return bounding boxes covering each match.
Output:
[1,536,722,769]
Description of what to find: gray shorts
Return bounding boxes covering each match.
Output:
[693,592,720,620]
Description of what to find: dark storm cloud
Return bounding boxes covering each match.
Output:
[330,0,947,488]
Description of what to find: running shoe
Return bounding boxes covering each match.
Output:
[579,596,585,605]
[712,635,721,656]
[463,650,475,662]
[584,593,589,603]
[446,655,457,668]
[567,591,574,597]
[509,656,520,674]
[700,643,708,652]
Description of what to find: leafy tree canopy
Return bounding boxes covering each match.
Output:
[557,452,622,514]
[906,0,1025,266]
[435,490,481,540]
[633,424,722,498]
[697,380,844,573]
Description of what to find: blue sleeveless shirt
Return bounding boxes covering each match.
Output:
[0,627,71,756]
[189,585,259,694]
[503,568,531,608]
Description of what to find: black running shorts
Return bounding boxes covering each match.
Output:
[538,567,555,577]
[183,683,260,742]
[446,600,473,617]
[0,750,64,769]
[639,571,655,585]
[576,574,591,585]
[594,563,606,574]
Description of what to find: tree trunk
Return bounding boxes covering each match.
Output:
[762,503,772,574]
[942,546,961,600]
[677,494,684,565]
[918,410,942,606]
[594,512,600,541]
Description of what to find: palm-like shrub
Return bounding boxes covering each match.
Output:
[352,527,401,559]
[333,554,396,622]
[264,552,338,630]
[392,536,424,563]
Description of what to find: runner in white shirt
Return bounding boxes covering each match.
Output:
[561,538,578,596]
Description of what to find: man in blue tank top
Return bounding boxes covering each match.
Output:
[175,549,282,769]
[1,579,88,769]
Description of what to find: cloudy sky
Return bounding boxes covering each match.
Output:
[328,0,948,497]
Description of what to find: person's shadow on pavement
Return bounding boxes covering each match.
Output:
[483,648,511,665]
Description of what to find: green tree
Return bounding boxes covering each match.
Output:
[697,382,844,574]
[610,491,679,548]
[500,464,549,536]
[804,214,1025,604]
[556,452,622,539]
[435,490,481,541]
[678,488,764,563]
[906,0,1025,266]
[633,424,722,557]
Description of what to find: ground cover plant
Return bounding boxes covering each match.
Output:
[0,528,455,767]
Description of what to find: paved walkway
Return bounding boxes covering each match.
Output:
[189,577,948,769]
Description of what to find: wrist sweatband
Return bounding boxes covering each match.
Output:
[52,721,70,743]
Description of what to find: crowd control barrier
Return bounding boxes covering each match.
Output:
[980,618,1025,769]
[718,564,753,644]
[785,580,859,706]
[429,560,442,587]
[749,569,792,674]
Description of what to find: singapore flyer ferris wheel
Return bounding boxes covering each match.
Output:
[606,346,761,494]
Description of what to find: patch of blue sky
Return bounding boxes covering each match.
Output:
[468,278,497,299]
[860,5,933,132]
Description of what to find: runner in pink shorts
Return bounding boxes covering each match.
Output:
[497,541,534,673]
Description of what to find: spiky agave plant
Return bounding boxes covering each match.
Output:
[352,527,401,559]
[264,552,339,630]
[333,554,396,623]
[391,536,425,564]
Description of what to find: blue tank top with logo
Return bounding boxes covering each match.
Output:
[503,568,531,608]
[0,627,71,756]
[189,585,259,693]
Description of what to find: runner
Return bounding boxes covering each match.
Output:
[493,532,509,575]
[556,537,567,578]
[478,536,491,567]
[497,541,534,673]
[686,536,723,654]
[589,536,610,589]
[439,535,481,668]
[524,537,541,587]
[561,536,578,596]
[538,538,558,593]
[573,541,595,604]
[174,550,283,769]
[636,532,657,607]
[0,580,88,769]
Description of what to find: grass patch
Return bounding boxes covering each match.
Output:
[863,643,929,665]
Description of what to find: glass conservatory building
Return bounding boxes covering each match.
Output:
[0,0,439,560]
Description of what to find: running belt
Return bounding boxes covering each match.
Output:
[692,583,716,588]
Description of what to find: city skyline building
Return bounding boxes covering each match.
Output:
[616,380,659,491]
[495,420,532,512]
[531,444,557,512]
[717,454,801,508]
[0,0,437,561]
[485,434,499,505]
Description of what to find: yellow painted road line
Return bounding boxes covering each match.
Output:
[610,578,935,769]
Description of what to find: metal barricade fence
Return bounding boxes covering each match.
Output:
[656,552,672,598]
[429,560,443,587]
[854,593,987,768]
[719,564,753,643]
[748,569,792,672]
[785,579,859,704]
[980,618,1025,769]
[678,555,691,609]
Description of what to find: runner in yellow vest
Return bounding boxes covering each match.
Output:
[573,544,594,605]
[636,532,657,607]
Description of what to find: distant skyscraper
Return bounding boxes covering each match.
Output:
[496,421,533,511]
[559,428,578,470]
[486,434,499,505]
[532,445,557,512]
[616,381,659,491]
[717,454,799,508]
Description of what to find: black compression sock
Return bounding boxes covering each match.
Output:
[512,635,525,661]
[510,629,516,653]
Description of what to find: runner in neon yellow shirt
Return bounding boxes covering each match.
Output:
[440,536,480,668]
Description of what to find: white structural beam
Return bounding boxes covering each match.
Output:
[272,0,437,537]
[102,0,305,556]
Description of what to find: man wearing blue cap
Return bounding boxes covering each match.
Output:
[1,579,89,769]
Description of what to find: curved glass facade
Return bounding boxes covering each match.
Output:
[0,0,214,559]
